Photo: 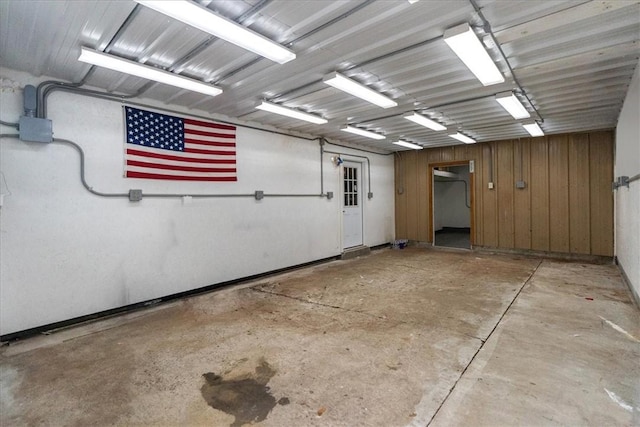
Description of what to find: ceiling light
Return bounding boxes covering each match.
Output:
[256,101,327,124]
[323,72,398,109]
[496,91,530,119]
[392,140,423,150]
[522,121,544,137]
[443,23,504,86]
[449,132,476,144]
[78,47,222,96]
[341,125,386,140]
[403,112,446,131]
[134,0,296,64]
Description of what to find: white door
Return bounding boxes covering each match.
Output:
[342,162,363,249]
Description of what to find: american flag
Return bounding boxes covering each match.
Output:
[124,107,237,181]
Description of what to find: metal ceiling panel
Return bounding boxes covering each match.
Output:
[1,0,638,152]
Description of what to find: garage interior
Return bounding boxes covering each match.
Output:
[1,0,639,426]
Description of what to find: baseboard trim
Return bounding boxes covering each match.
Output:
[0,254,341,343]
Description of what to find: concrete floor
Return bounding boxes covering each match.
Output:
[434,228,471,249]
[1,248,638,426]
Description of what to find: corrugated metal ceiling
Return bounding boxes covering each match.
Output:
[1,0,638,151]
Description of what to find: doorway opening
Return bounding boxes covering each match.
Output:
[431,162,473,249]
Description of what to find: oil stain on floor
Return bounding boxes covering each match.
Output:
[201,358,289,427]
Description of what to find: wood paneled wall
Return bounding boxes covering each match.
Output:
[394,130,614,256]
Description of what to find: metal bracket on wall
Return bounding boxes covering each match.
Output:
[612,176,630,190]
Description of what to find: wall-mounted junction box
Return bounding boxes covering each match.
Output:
[19,116,52,143]
[129,189,143,202]
[488,182,494,189]
[516,180,526,189]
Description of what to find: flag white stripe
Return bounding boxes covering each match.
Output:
[127,144,236,160]
[126,165,237,178]
[126,155,237,170]
[184,142,236,152]
[183,134,236,144]
[185,123,236,136]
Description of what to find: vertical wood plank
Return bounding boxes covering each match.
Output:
[473,144,483,246]
[405,151,418,240]
[548,134,570,253]
[568,134,591,254]
[589,131,614,256]
[514,138,531,249]
[529,137,549,251]
[394,153,407,238]
[416,150,429,241]
[497,140,515,248]
[441,146,455,162]
[482,143,498,247]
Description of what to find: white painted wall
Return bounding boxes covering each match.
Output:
[434,167,471,231]
[0,69,395,336]
[615,63,640,300]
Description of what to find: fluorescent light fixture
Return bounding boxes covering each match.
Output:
[496,91,530,119]
[78,47,222,96]
[522,121,544,137]
[392,140,423,150]
[341,125,386,140]
[403,112,446,131]
[443,23,504,86]
[134,0,295,64]
[449,132,476,144]
[256,101,327,124]
[323,72,398,109]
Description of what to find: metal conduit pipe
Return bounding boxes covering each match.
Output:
[434,179,471,209]
[0,134,328,199]
[0,120,19,128]
[39,83,319,143]
[323,141,373,199]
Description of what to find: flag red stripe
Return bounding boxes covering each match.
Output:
[127,160,236,173]
[184,137,236,147]
[185,128,236,138]
[126,171,237,181]
[184,118,236,131]
[185,147,236,156]
[127,148,236,164]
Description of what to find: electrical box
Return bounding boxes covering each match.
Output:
[19,116,52,143]
[129,189,143,202]
[488,182,494,189]
[516,180,526,189]
[368,192,373,199]
[326,191,334,199]
[254,190,264,200]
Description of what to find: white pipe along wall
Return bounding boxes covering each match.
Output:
[614,62,640,304]
[0,68,395,336]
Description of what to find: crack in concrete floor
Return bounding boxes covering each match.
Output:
[1,249,637,427]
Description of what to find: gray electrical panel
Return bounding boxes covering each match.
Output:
[19,116,53,143]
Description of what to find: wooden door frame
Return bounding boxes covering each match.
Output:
[429,160,475,246]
